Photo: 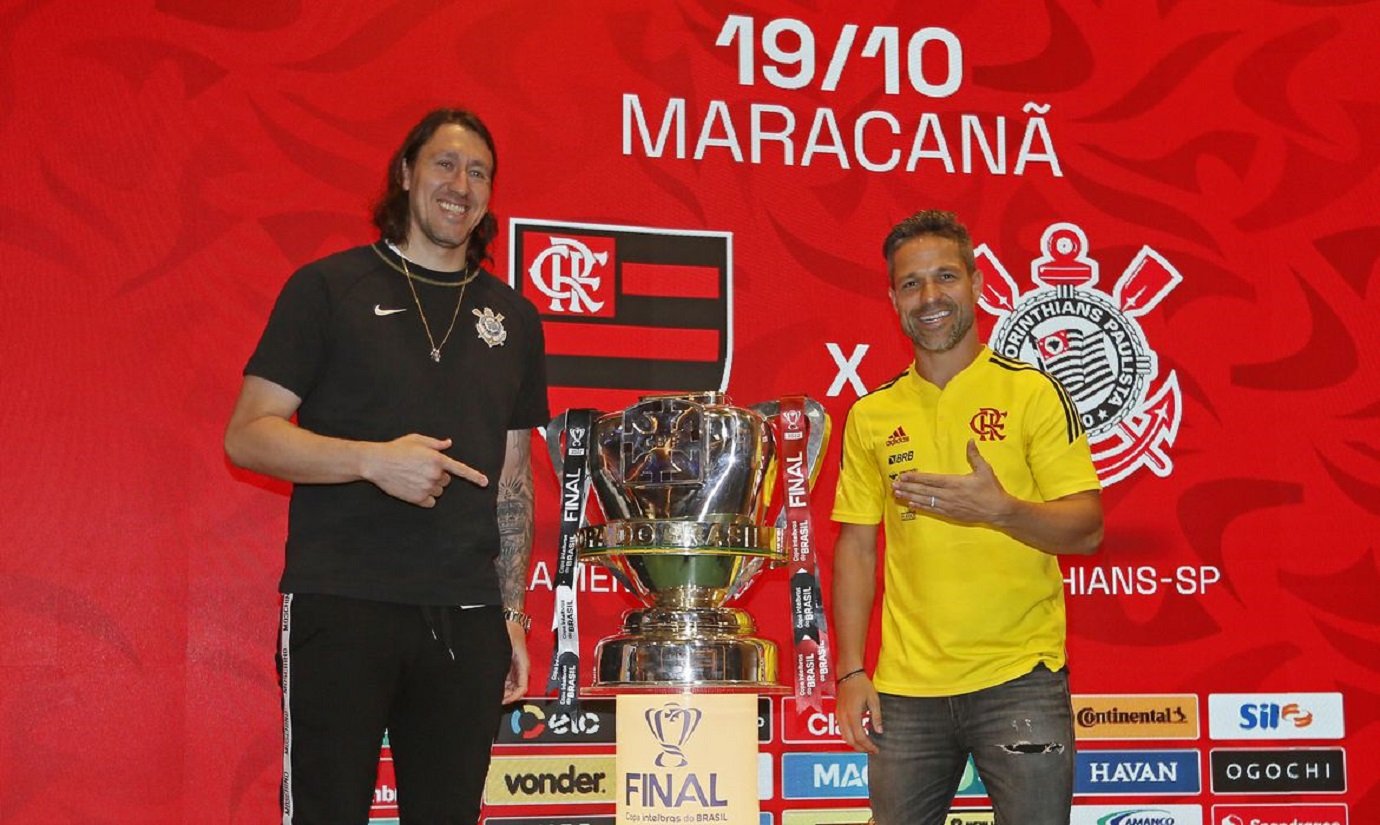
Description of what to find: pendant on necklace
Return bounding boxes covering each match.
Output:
[431,348,442,363]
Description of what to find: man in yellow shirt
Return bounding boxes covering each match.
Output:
[831,210,1103,825]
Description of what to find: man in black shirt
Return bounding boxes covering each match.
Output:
[226,108,548,823]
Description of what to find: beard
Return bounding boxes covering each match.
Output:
[901,299,975,353]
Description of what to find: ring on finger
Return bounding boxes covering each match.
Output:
[930,495,937,508]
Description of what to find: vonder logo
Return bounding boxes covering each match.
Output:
[484,755,615,805]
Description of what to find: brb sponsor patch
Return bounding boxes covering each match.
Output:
[510,219,732,410]
[979,222,1182,485]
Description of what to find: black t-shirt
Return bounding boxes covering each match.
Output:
[245,243,550,605]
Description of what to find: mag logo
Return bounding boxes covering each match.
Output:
[1209,748,1346,794]
[782,753,987,799]
[1211,802,1347,825]
[1207,693,1344,740]
[979,222,1182,486]
[510,218,732,411]
[781,752,870,800]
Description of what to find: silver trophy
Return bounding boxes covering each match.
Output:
[547,392,828,691]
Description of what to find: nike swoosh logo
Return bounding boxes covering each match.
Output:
[374,305,408,316]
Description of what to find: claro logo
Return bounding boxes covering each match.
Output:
[484,756,616,805]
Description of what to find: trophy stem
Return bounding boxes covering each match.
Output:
[588,607,784,693]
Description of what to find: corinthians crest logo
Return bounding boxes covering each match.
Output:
[978,222,1182,486]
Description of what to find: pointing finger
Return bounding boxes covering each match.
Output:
[442,456,489,487]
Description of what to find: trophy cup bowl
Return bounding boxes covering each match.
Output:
[554,391,790,691]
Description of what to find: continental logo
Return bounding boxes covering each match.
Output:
[1074,695,1199,740]
[484,755,615,805]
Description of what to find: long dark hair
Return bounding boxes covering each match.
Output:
[371,108,500,271]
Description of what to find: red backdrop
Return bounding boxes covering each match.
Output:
[2,1,1378,823]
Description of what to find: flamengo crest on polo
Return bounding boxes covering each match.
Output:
[980,222,1183,486]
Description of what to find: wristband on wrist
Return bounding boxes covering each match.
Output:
[836,668,867,687]
[502,607,532,633]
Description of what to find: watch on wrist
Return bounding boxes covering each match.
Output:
[502,607,532,633]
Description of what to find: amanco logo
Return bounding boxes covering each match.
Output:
[1220,816,1344,825]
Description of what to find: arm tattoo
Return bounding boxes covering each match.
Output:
[495,429,534,609]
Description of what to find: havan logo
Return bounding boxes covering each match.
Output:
[1076,750,1200,795]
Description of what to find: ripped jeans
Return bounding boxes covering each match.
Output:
[867,664,1074,825]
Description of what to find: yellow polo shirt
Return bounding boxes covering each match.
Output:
[832,348,1099,696]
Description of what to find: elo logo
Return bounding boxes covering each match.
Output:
[496,699,615,746]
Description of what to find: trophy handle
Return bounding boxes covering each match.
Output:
[544,411,587,477]
[749,397,832,487]
[545,410,641,595]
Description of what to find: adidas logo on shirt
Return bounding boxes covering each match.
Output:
[884,426,909,446]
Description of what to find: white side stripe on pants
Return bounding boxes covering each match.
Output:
[280,593,294,825]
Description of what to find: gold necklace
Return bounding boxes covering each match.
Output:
[390,244,476,363]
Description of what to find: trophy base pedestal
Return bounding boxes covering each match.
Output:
[588,607,782,693]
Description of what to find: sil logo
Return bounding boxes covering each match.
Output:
[980,222,1182,486]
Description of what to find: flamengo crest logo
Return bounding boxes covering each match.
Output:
[979,222,1182,485]
[510,219,733,411]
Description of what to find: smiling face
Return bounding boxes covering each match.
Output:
[889,234,983,355]
[401,123,493,267]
